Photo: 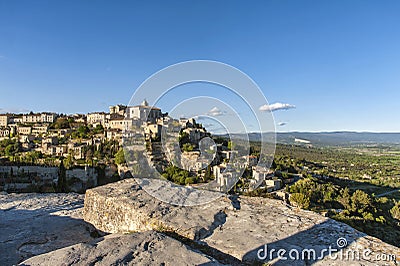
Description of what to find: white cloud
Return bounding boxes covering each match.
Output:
[207,107,226,117]
[259,102,296,112]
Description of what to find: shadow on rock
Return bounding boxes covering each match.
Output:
[1,204,104,265]
[242,220,363,265]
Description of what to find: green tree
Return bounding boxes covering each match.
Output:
[182,143,194,152]
[53,118,70,129]
[86,148,94,166]
[204,165,213,182]
[179,131,189,145]
[227,141,235,150]
[163,165,192,185]
[114,148,126,165]
[72,125,90,139]
[338,187,351,210]
[64,152,75,169]
[351,190,372,213]
[57,160,67,192]
[4,142,20,157]
[93,124,104,134]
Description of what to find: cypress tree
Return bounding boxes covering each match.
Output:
[57,160,67,192]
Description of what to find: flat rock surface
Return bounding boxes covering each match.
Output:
[84,179,400,265]
[0,192,97,265]
[20,231,222,266]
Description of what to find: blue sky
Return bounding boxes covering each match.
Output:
[0,1,400,132]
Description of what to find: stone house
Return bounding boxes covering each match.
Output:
[42,137,59,146]
[32,125,49,135]
[252,166,274,183]
[42,144,68,157]
[0,127,10,138]
[22,112,56,124]
[17,126,32,135]
[67,143,85,160]
[108,114,134,131]
[249,166,275,191]
[126,100,162,123]
[109,104,127,116]
[87,112,108,127]
[0,114,10,127]
[265,179,282,191]
[144,123,162,140]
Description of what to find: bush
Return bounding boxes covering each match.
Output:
[290,193,310,209]
[390,201,400,220]
[114,148,126,165]
[185,177,195,185]
[351,190,372,213]
[182,143,194,152]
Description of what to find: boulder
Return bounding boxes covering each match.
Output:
[83,179,400,265]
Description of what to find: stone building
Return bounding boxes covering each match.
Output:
[109,104,127,116]
[126,100,162,123]
[0,127,10,138]
[0,114,10,127]
[17,126,32,135]
[22,112,56,124]
[87,112,108,127]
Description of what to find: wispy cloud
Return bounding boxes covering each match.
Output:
[0,107,30,114]
[202,123,215,128]
[259,102,296,112]
[207,107,226,117]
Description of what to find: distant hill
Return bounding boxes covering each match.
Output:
[277,132,400,146]
[217,132,400,146]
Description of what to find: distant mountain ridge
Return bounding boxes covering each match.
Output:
[217,132,400,146]
[277,132,400,146]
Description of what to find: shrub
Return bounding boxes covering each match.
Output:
[390,201,400,220]
[290,193,310,209]
[351,190,372,213]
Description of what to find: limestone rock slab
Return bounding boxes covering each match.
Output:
[83,179,400,265]
[0,192,97,265]
[20,231,222,266]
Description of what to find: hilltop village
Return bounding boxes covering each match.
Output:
[0,100,287,194]
[1,103,400,251]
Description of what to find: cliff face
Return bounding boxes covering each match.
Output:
[82,179,400,265]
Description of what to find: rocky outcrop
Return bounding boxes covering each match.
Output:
[4,178,399,265]
[0,192,98,265]
[83,179,400,265]
[83,179,232,239]
[20,231,222,266]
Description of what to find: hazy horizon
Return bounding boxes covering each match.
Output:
[2,107,400,134]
